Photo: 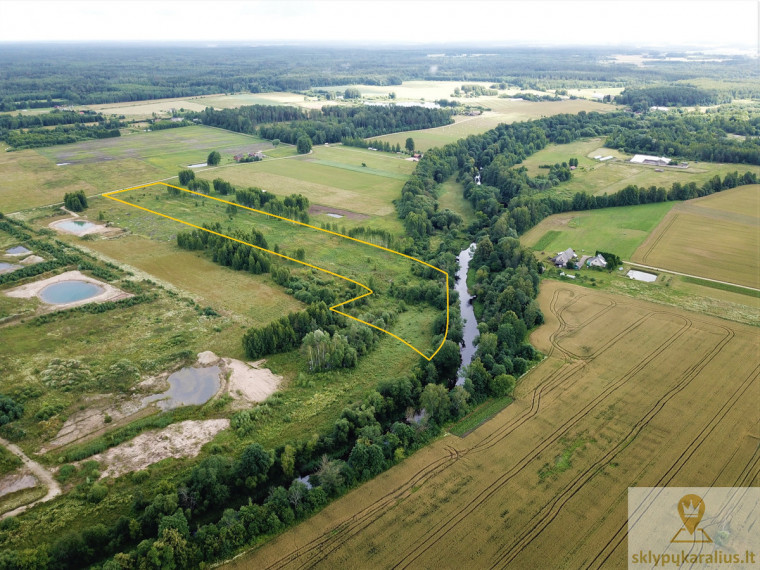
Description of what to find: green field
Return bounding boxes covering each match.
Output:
[196,145,414,224]
[437,178,476,225]
[520,138,760,199]
[521,202,675,259]
[0,126,276,212]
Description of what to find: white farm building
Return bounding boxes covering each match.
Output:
[630,154,672,167]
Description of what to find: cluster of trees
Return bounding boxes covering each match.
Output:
[242,301,342,359]
[342,136,403,154]
[235,186,310,223]
[615,85,721,111]
[186,105,309,133]
[63,190,88,212]
[176,223,272,275]
[3,122,121,150]
[0,394,23,426]
[604,111,760,165]
[301,329,357,372]
[0,109,102,130]
[452,84,498,97]
[255,105,452,146]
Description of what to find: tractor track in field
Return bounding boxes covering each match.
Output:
[491,321,737,568]
[394,307,696,570]
[587,360,758,569]
[251,289,751,570]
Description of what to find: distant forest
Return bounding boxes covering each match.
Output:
[1,44,759,109]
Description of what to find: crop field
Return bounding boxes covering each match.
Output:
[0,126,274,212]
[521,202,675,259]
[632,185,760,289]
[521,139,760,199]
[234,280,760,569]
[372,99,615,151]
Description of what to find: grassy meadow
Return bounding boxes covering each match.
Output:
[0,126,276,212]
[520,202,675,259]
[520,138,760,199]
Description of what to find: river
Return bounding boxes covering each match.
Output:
[455,243,478,385]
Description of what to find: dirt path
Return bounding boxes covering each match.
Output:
[0,437,61,520]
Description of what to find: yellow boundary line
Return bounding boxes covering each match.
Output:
[104,182,449,360]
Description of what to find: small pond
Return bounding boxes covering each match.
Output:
[142,366,221,410]
[627,269,657,283]
[0,262,21,274]
[39,280,104,304]
[55,220,96,234]
[6,246,31,255]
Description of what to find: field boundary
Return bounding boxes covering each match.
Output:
[104,182,449,360]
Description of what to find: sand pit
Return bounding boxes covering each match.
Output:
[19,255,45,265]
[225,358,282,404]
[90,419,230,479]
[4,270,130,309]
[195,351,282,406]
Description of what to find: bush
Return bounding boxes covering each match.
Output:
[0,395,23,425]
[87,483,108,503]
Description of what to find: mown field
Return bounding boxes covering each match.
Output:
[0,126,275,212]
[632,185,760,289]
[521,138,760,199]
[233,280,760,569]
[520,201,675,259]
[195,145,414,227]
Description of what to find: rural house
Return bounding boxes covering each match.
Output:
[587,253,607,268]
[551,248,576,267]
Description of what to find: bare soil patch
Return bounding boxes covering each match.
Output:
[89,419,230,479]
[308,204,369,221]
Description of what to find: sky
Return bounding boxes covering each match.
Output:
[0,0,757,51]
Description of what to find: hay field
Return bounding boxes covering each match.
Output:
[521,202,675,259]
[233,280,760,569]
[633,185,760,289]
[372,99,614,151]
[0,126,271,212]
[82,236,303,326]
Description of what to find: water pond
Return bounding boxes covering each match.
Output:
[142,366,221,410]
[39,280,104,304]
[0,262,21,274]
[55,220,96,234]
[6,246,31,255]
